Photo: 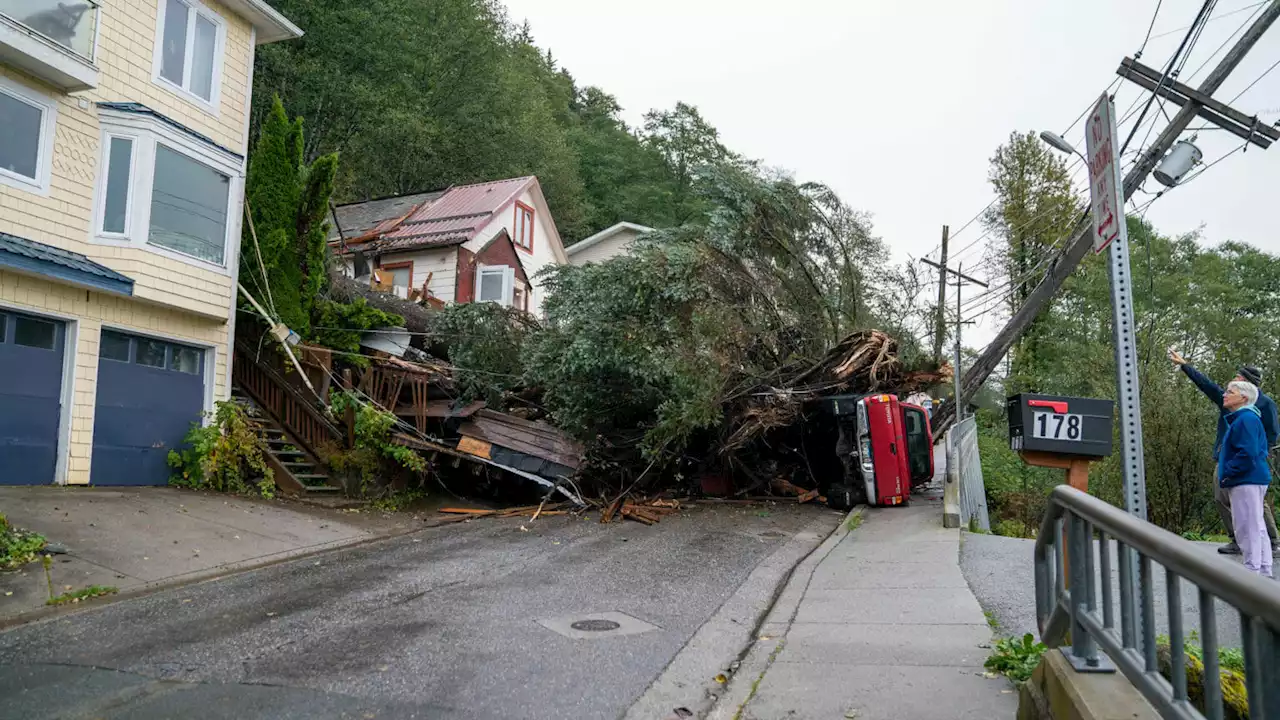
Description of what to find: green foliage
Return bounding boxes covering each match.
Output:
[46,585,118,606]
[0,513,47,569]
[242,96,339,338]
[252,0,764,242]
[984,633,1047,683]
[426,302,534,405]
[1157,635,1249,719]
[524,167,929,461]
[167,402,276,498]
[312,298,404,362]
[325,392,427,494]
[369,489,427,512]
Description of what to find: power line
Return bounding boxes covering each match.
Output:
[1137,0,1167,58]
[1149,0,1266,40]
[1227,54,1280,102]
[1183,0,1269,82]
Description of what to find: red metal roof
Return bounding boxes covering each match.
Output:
[344,177,535,253]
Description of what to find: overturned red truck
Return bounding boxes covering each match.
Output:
[812,393,934,510]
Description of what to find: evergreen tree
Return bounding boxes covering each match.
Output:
[242,96,339,337]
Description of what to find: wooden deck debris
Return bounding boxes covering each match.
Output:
[797,489,819,503]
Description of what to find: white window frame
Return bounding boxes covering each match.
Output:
[91,108,243,275]
[476,264,515,306]
[151,0,226,114]
[0,76,57,196]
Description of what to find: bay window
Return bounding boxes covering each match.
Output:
[92,108,242,272]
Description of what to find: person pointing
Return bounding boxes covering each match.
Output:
[1170,348,1279,556]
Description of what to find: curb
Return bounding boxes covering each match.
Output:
[706,505,865,720]
[0,517,461,632]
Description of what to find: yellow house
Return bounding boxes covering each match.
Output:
[0,0,300,486]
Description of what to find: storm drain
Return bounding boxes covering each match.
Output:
[538,611,659,640]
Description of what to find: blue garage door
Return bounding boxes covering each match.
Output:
[0,310,65,485]
[91,330,206,486]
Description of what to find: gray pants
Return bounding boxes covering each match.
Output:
[1215,467,1278,544]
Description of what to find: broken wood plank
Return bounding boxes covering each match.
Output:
[438,508,499,515]
[620,506,657,525]
[600,495,625,524]
[797,489,819,504]
[456,435,493,459]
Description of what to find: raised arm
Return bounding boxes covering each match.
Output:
[1180,364,1225,409]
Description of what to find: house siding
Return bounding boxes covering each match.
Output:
[466,189,561,314]
[0,0,276,484]
[377,247,458,303]
[567,228,644,265]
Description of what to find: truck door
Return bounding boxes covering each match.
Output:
[860,395,909,506]
[902,404,934,487]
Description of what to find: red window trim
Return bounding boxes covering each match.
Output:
[379,260,414,288]
[513,201,535,253]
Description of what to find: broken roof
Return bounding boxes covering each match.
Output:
[330,177,537,255]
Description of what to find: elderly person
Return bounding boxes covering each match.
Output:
[1170,350,1279,556]
[1218,380,1273,576]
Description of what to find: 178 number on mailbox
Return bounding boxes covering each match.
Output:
[1032,412,1083,441]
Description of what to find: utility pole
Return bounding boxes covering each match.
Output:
[933,0,1280,438]
[920,257,988,420]
[932,225,950,366]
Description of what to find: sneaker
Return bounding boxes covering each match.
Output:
[1218,541,1242,555]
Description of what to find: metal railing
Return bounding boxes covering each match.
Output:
[952,416,991,532]
[1036,485,1280,719]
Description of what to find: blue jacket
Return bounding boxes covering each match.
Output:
[1181,364,1279,456]
[1218,406,1271,488]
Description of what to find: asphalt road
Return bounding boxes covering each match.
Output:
[0,503,839,720]
[959,531,1257,649]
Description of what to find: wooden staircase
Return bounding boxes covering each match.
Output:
[231,390,339,496]
[231,341,348,498]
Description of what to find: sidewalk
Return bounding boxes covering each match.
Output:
[0,487,416,625]
[712,485,1017,720]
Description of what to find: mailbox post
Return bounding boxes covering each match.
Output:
[1008,393,1114,492]
[1009,393,1116,672]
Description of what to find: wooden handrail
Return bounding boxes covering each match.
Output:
[233,340,344,458]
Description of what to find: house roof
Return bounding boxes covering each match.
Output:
[0,231,133,296]
[331,177,538,255]
[565,221,654,257]
[221,0,304,44]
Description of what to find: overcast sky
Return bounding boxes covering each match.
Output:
[502,0,1280,346]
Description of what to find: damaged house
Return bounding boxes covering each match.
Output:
[329,176,569,313]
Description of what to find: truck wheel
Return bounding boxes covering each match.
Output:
[827,487,855,511]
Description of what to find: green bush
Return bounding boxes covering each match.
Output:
[324,391,426,495]
[0,513,47,569]
[985,633,1047,683]
[167,401,275,498]
[1156,635,1249,719]
[312,298,403,363]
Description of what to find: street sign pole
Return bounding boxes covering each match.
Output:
[1085,93,1148,520]
[1086,92,1149,659]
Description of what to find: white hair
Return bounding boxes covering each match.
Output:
[1229,380,1259,405]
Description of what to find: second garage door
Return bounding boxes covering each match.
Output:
[91,330,206,486]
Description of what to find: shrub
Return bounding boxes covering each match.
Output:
[324,391,426,495]
[1156,635,1249,719]
[985,633,1047,683]
[167,401,275,498]
[0,513,46,569]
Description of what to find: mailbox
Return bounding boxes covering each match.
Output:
[1007,393,1114,458]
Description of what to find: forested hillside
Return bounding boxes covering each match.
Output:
[251,0,733,243]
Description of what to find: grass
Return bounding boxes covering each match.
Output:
[845,511,864,532]
[0,513,47,570]
[369,489,427,512]
[984,610,999,631]
[984,633,1047,683]
[46,585,118,606]
[1180,530,1231,543]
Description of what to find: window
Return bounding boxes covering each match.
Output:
[14,316,57,350]
[477,265,514,306]
[93,109,242,272]
[381,262,412,289]
[100,330,204,374]
[100,331,133,362]
[0,78,56,194]
[155,0,223,106]
[148,144,230,264]
[514,202,534,252]
[101,137,134,235]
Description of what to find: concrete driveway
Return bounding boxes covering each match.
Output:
[0,487,405,622]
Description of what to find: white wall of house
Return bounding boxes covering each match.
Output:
[467,187,563,314]
[567,226,648,265]
[375,247,459,302]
